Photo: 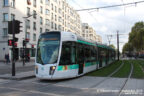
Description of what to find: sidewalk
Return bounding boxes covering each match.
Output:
[0,71,35,80]
[0,60,35,67]
[0,60,35,80]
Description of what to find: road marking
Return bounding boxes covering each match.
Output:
[90,61,124,88]
[118,62,133,96]
[0,86,65,96]
[139,64,144,74]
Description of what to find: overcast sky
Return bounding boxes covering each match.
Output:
[66,0,144,52]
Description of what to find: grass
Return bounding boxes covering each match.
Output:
[131,60,144,79]
[86,60,122,77]
[112,60,131,78]
[86,60,144,79]
[139,60,144,68]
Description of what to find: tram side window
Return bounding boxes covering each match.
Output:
[91,46,97,61]
[77,43,85,63]
[85,45,91,62]
[98,47,102,60]
[106,49,109,60]
[99,48,106,59]
[59,42,76,65]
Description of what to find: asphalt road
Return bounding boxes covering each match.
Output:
[0,76,143,96]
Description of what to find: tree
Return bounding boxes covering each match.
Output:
[122,42,133,54]
[128,21,144,51]
[109,44,115,49]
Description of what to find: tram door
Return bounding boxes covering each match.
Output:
[77,43,84,75]
[78,63,84,74]
[99,48,103,68]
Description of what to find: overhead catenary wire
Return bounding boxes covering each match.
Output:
[70,0,98,26]
[76,0,144,11]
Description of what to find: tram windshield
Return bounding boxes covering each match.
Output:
[36,32,60,64]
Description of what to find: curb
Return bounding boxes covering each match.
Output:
[0,71,35,80]
[0,75,35,80]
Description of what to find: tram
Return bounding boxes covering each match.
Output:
[35,31,116,80]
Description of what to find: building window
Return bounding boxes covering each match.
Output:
[58,16,62,22]
[40,6,43,14]
[51,4,53,10]
[26,20,30,29]
[46,19,50,25]
[40,0,43,3]
[45,0,49,5]
[3,28,8,36]
[33,0,36,7]
[55,15,57,21]
[3,0,9,6]
[11,0,15,7]
[26,32,30,39]
[3,13,8,21]
[27,7,30,16]
[45,9,49,15]
[11,14,15,20]
[45,29,49,32]
[27,0,31,5]
[55,23,57,30]
[40,28,42,33]
[33,22,36,30]
[55,6,57,12]
[40,17,43,25]
[33,33,36,41]
[33,10,36,19]
[51,13,53,20]
[51,22,53,29]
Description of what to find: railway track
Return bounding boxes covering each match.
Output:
[117,61,133,96]
[90,60,124,88]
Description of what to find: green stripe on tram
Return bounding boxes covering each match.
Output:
[57,61,100,71]
[57,64,79,71]
[68,64,79,69]
[77,40,96,46]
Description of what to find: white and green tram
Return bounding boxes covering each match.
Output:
[35,31,116,80]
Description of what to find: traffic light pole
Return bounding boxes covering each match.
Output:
[12,19,16,76]
[23,43,25,66]
[23,40,25,66]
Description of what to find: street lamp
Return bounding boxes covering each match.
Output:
[22,13,37,66]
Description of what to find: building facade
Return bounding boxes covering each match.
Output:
[82,23,102,43]
[0,0,82,60]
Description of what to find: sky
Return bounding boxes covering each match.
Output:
[66,0,144,52]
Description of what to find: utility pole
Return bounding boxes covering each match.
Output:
[117,30,120,61]
[107,35,113,45]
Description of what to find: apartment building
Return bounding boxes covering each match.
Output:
[0,0,82,60]
[82,23,102,43]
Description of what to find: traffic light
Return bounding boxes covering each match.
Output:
[8,20,22,34]
[23,39,29,46]
[8,21,12,34]
[8,38,18,47]
[23,40,26,46]
[13,37,18,42]
[8,40,13,46]
[15,20,22,34]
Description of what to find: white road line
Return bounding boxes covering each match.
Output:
[0,86,65,96]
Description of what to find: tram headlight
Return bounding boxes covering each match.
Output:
[49,66,56,75]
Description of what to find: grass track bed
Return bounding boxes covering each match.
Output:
[86,61,122,77]
[112,60,131,78]
[131,60,144,79]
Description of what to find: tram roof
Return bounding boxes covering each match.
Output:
[77,34,114,50]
